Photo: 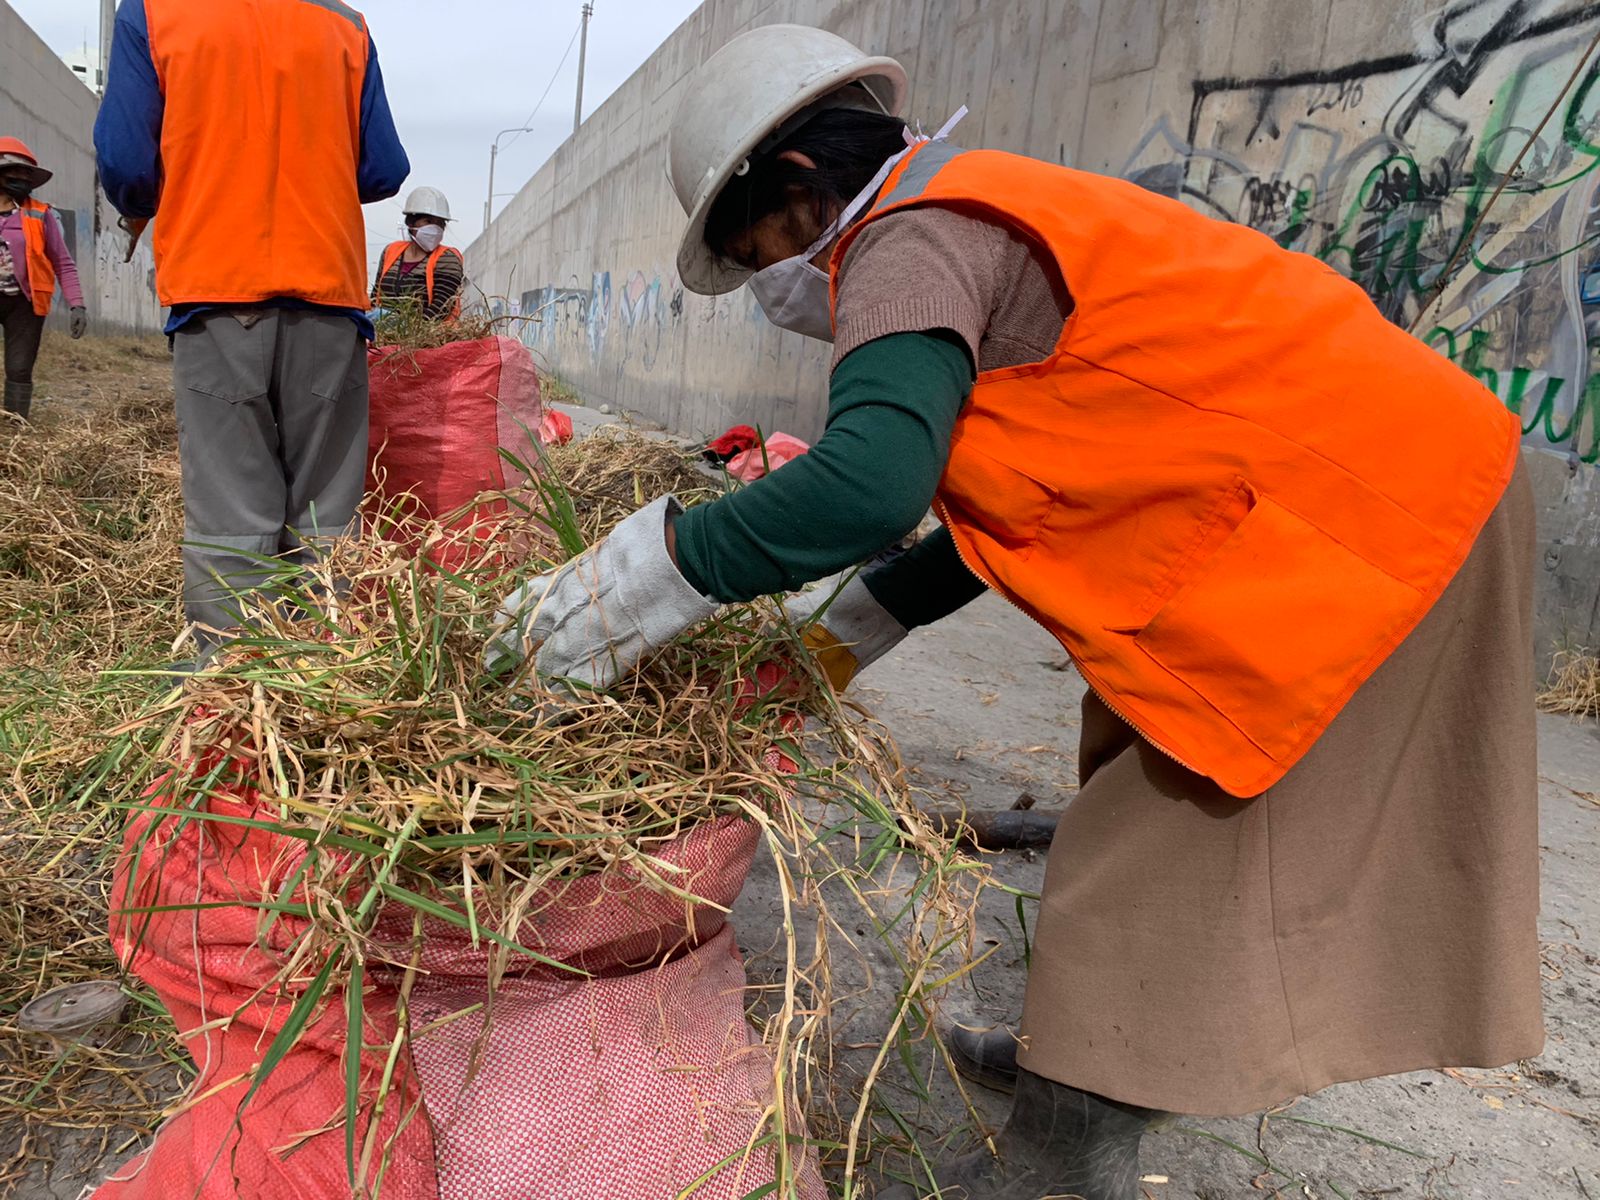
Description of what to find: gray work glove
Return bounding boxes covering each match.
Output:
[69,307,87,339]
[784,575,907,690]
[486,495,719,692]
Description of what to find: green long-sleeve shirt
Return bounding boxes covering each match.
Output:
[673,332,988,630]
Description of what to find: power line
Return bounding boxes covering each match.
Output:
[500,19,583,156]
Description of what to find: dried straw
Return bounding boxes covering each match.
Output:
[100,476,985,1194]
[540,426,720,543]
[1539,648,1600,719]
[371,295,508,352]
[5,340,985,1197]
[0,337,190,1190]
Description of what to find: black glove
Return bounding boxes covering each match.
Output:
[69,307,87,339]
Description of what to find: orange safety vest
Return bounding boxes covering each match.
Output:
[375,241,463,318]
[142,0,370,309]
[16,199,57,317]
[833,144,1520,797]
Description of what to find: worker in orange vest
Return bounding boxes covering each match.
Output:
[0,137,87,419]
[489,26,1542,1200]
[372,186,466,322]
[95,0,408,659]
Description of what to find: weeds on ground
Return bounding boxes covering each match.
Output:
[3,338,990,1198]
[539,374,583,407]
[0,335,189,1192]
[1540,647,1600,719]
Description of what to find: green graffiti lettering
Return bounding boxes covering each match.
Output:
[1564,60,1600,158]
[1502,370,1599,463]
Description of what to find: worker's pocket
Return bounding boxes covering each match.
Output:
[939,442,1059,563]
[172,315,269,404]
[1127,492,1423,759]
[299,316,366,403]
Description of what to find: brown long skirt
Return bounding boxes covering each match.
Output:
[1015,461,1544,1115]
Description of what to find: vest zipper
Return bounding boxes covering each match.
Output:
[930,499,1202,776]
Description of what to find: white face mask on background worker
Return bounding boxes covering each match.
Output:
[748,107,966,342]
[411,223,445,253]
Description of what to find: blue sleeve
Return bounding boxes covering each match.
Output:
[93,0,163,219]
[357,32,409,204]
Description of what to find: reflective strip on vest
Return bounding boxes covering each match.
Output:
[831,144,1520,796]
[294,0,364,29]
[143,0,370,308]
[19,200,56,317]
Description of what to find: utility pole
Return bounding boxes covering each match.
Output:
[573,3,593,135]
[486,125,536,235]
[485,142,498,235]
[98,0,116,90]
[485,124,539,297]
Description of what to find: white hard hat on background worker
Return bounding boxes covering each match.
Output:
[666,24,906,295]
[403,185,452,222]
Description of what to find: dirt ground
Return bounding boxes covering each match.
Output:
[1,377,1596,1198]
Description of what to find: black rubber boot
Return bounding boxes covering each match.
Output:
[877,1068,1162,1200]
[3,380,31,419]
[948,1024,1020,1094]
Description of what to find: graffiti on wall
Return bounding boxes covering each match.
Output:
[90,197,161,334]
[1124,0,1600,463]
[519,269,687,371]
[520,273,612,355]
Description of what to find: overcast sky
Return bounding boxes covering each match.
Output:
[12,0,702,266]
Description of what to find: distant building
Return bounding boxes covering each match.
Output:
[62,47,102,94]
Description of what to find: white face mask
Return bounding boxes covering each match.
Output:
[411,223,445,253]
[748,250,836,341]
[748,106,968,342]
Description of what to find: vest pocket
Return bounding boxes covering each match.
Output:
[1128,493,1423,761]
[939,441,1059,562]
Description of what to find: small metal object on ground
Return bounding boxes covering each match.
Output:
[17,980,127,1041]
[921,807,1060,850]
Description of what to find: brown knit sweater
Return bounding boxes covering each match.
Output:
[833,204,1073,374]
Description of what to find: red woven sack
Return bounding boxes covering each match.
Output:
[367,336,544,572]
[97,665,823,1200]
[94,772,439,1200]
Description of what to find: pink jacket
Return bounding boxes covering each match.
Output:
[0,205,85,309]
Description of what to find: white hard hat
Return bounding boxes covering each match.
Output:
[403,186,452,222]
[667,24,907,295]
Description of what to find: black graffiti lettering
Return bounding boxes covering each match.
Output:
[1307,78,1365,116]
[1123,0,1600,463]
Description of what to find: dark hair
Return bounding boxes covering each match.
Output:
[703,106,908,262]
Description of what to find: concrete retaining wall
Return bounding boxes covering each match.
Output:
[473,0,1600,660]
[0,0,162,335]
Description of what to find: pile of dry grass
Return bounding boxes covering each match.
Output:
[1539,647,1600,719]
[0,352,182,671]
[371,295,506,351]
[124,518,826,886]
[0,337,190,1189]
[96,469,984,1194]
[540,425,719,543]
[0,340,983,1196]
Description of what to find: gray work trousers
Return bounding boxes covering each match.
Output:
[172,309,368,650]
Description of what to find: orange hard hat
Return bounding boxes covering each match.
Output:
[0,138,52,188]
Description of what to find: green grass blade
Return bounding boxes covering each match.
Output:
[1277,1114,1429,1159]
[235,954,339,1130]
[377,881,588,975]
[345,957,365,1186]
